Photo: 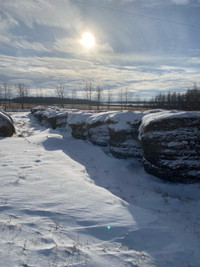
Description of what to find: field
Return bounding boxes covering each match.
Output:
[0,111,200,267]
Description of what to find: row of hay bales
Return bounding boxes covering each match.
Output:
[31,106,200,183]
[31,106,148,159]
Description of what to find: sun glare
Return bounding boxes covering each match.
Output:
[80,32,95,48]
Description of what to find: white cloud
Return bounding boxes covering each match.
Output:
[170,0,190,4]
[14,40,50,52]
[0,13,19,45]
[1,0,82,30]
[0,53,199,99]
[54,36,113,55]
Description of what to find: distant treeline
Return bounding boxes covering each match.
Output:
[150,84,200,111]
[13,96,98,106]
[2,82,200,111]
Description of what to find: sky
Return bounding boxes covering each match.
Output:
[0,0,200,100]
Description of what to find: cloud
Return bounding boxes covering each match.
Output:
[14,40,50,52]
[53,36,113,56]
[0,53,199,99]
[0,0,82,30]
[0,13,19,45]
[0,0,200,99]
[170,0,190,4]
[0,12,51,52]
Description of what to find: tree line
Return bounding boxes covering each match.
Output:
[150,83,200,111]
[0,82,134,110]
[1,81,200,110]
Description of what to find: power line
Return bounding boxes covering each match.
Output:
[73,0,200,30]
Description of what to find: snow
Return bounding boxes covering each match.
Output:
[107,111,144,132]
[0,112,200,266]
[139,110,200,130]
[67,111,95,125]
[86,111,116,126]
[138,110,200,141]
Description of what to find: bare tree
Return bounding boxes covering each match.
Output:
[71,88,77,100]
[56,84,67,107]
[7,86,13,108]
[107,89,112,110]
[71,88,77,108]
[84,82,94,109]
[124,88,132,110]
[16,83,29,109]
[96,85,103,110]
[3,82,8,111]
[3,83,13,110]
[135,94,141,103]
[0,84,2,106]
[118,89,125,110]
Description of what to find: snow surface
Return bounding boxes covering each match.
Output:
[139,110,200,130]
[0,112,200,266]
[107,111,144,132]
[68,111,96,125]
[86,111,116,126]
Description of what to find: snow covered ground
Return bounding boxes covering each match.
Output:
[0,112,200,267]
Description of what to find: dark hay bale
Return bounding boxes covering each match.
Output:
[107,111,144,159]
[70,123,88,139]
[140,111,200,183]
[0,112,15,137]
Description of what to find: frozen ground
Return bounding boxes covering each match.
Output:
[0,112,200,267]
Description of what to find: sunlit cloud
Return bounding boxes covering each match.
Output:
[54,36,113,56]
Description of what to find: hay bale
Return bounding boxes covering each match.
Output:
[106,111,144,158]
[0,111,15,137]
[40,107,58,129]
[32,106,69,129]
[68,111,95,140]
[31,106,46,114]
[56,112,68,128]
[139,111,200,183]
[86,111,115,146]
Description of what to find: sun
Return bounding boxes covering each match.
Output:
[80,32,95,48]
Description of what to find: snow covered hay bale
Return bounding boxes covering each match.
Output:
[39,107,59,129]
[31,106,46,115]
[56,111,68,128]
[139,111,200,183]
[32,106,47,122]
[32,106,69,129]
[106,111,144,158]
[86,111,115,146]
[68,111,94,140]
[0,111,15,137]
